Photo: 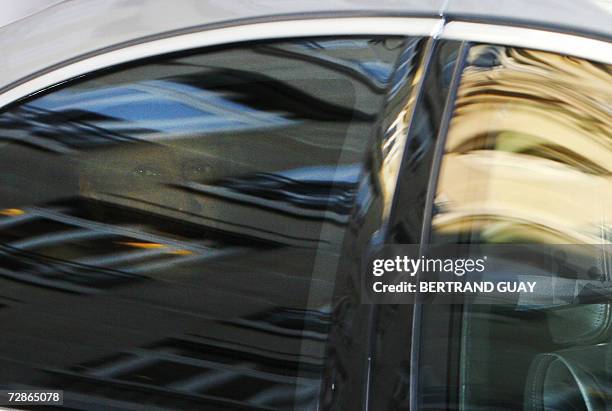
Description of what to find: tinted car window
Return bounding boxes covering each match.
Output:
[424,45,612,410]
[0,37,407,410]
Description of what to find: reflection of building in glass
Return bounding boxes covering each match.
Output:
[426,46,612,411]
[434,45,612,244]
[0,37,407,410]
[0,200,248,293]
[0,78,294,153]
[34,313,329,410]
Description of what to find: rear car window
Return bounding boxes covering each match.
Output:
[421,44,612,410]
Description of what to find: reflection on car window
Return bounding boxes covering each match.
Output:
[426,45,612,410]
[0,37,407,410]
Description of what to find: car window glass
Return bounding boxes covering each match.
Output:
[425,44,612,410]
[0,37,408,410]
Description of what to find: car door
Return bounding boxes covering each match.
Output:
[0,17,442,410]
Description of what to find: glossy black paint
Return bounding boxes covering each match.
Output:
[371,40,464,411]
[318,37,456,411]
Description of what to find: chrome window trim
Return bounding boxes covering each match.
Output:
[0,17,441,110]
[442,21,612,64]
[1,16,611,111]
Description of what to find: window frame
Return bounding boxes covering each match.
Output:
[2,17,611,111]
[0,17,440,111]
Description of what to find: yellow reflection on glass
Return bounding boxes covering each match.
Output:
[433,45,612,244]
[118,242,167,249]
[0,208,25,216]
